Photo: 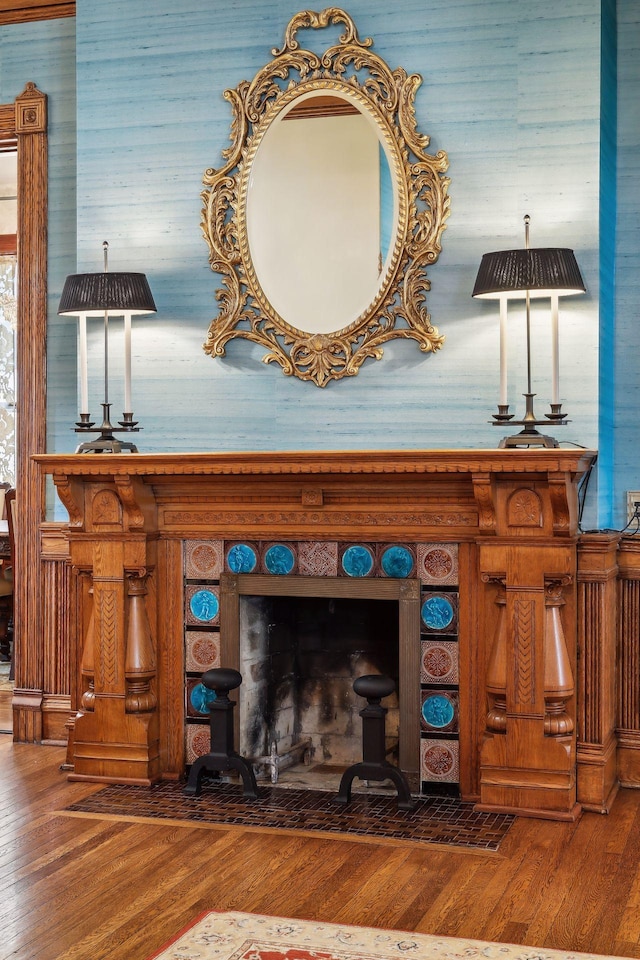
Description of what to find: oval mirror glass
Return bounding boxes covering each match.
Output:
[246,92,398,335]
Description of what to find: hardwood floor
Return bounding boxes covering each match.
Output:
[2,735,640,960]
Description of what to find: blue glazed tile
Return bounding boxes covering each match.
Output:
[189,588,219,622]
[264,543,295,575]
[381,545,414,578]
[341,544,374,577]
[226,543,258,573]
[189,681,217,716]
[421,594,454,631]
[422,693,455,729]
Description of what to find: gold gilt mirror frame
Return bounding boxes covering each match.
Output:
[201,8,450,386]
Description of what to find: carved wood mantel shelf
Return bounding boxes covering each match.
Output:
[35,448,596,820]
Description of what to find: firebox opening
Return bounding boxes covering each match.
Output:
[239,594,400,787]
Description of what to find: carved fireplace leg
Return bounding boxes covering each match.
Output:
[69,560,160,785]
[479,568,579,820]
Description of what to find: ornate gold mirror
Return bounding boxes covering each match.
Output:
[202,8,450,386]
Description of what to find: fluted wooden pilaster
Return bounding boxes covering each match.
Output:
[41,531,72,743]
[617,538,640,787]
[575,533,620,812]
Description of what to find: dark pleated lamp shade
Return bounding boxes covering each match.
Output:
[58,273,156,316]
[472,248,585,300]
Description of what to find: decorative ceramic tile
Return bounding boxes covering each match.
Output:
[340,543,374,577]
[421,640,459,685]
[185,723,211,763]
[421,737,460,782]
[380,544,415,578]
[185,631,220,674]
[186,677,217,718]
[225,542,259,574]
[298,541,339,577]
[262,541,297,575]
[420,591,459,634]
[185,585,220,626]
[421,689,459,732]
[184,540,224,580]
[417,543,459,585]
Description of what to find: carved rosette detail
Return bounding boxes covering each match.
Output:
[15,81,47,134]
[201,7,450,386]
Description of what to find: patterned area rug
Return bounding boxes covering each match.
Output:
[63,779,514,850]
[147,911,619,960]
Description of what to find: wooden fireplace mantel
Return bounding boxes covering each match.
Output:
[35,447,596,819]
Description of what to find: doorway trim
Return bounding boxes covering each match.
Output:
[0,83,48,739]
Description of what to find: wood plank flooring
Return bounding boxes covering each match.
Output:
[2,733,640,960]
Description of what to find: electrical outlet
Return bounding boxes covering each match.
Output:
[626,491,640,522]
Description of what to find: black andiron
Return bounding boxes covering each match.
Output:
[336,674,415,812]
[184,668,259,799]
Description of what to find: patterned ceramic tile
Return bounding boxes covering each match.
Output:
[297,541,338,577]
[185,723,211,763]
[261,541,298,575]
[420,591,459,635]
[421,737,460,783]
[185,584,220,627]
[417,543,459,585]
[184,540,224,580]
[421,689,459,733]
[421,640,459,685]
[185,631,220,674]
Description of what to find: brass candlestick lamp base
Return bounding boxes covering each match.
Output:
[493,393,569,449]
[75,403,140,453]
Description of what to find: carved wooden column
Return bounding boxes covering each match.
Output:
[576,532,620,811]
[477,476,580,820]
[617,537,640,787]
[55,475,160,784]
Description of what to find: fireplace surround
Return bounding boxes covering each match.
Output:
[183,546,461,796]
[37,447,599,820]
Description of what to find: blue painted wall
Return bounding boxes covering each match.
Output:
[612,0,640,528]
[69,0,601,464]
[7,1,640,529]
[0,17,77,458]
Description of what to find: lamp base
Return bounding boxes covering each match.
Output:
[74,403,140,454]
[498,429,560,449]
[493,393,568,448]
[75,436,139,454]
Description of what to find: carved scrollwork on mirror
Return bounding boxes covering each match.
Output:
[201,8,450,386]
